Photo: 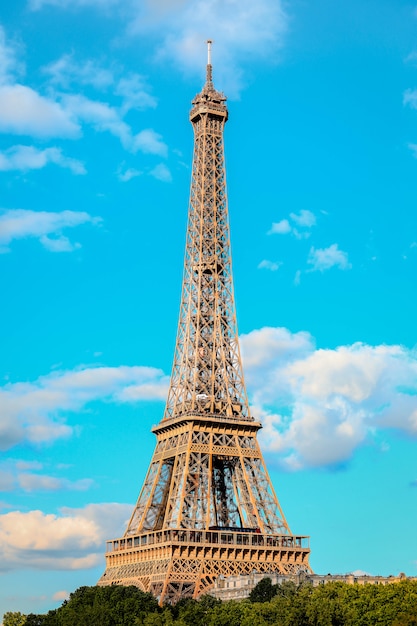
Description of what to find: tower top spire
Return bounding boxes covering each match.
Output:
[190,39,227,120]
[206,39,213,87]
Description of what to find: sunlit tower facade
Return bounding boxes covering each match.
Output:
[98,41,311,604]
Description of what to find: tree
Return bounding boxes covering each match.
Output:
[24,615,50,626]
[249,577,277,603]
[393,615,417,626]
[22,585,161,626]
[3,613,27,626]
[171,594,221,625]
[206,600,246,626]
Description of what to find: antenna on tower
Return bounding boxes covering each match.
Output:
[206,38,213,86]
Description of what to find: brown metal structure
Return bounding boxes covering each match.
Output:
[98,41,311,604]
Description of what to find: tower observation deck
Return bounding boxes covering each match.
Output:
[98,41,311,604]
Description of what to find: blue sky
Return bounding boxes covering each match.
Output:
[1,0,417,618]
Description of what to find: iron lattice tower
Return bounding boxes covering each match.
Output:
[98,42,311,604]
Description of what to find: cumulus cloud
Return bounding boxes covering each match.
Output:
[290,209,316,228]
[257,259,282,271]
[18,473,94,492]
[0,365,168,451]
[0,25,23,84]
[0,471,14,491]
[240,326,417,469]
[0,26,161,153]
[117,163,172,183]
[0,209,100,253]
[44,54,115,90]
[408,143,417,158]
[0,145,86,174]
[0,84,80,138]
[40,234,82,252]
[0,459,93,492]
[43,56,159,147]
[268,219,291,235]
[241,326,314,386]
[53,590,70,601]
[0,503,132,571]
[405,50,417,66]
[148,0,288,95]
[404,88,417,109]
[30,0,288,96]
[149,162,172,182]
[0,29,83,141]
[133,130,168,157]
[61,94,131,145]
[307,243,351,272]
[118,167,142,182]
[61,94,167,155]
[268,210,316,238]
[15,460,43,471]
[30,0,120,9]
[116,74,158,112]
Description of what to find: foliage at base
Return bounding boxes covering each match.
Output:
[3,579,417,626]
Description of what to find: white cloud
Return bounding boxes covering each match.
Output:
[53,590,70,601]
[307,243,351,272]
[241,327,417,469]
[0,471,14,491]
[133,129,168,157]
[268,219,291,235]
[0,29,97,151]
[0,84,80,138]
[0,145,86,174]
[258,259,282,271]
[0,460,93,492]
[0,26,23,85]
[61,93,132,146]
[404,88,417,109]
[61,95,167,155]
[118,167,142,182]
[268,210,316,238]
[290,209,316,228]
[0,28,160,152]
[30,0,120,8]
[30,0,288,96]
[0,209,100,253]
[15,460,43,471]
[44,54,157,112]
[0,365,169,451]
[147,0,288,95]
[116,74,157,112]
[149,162,172,182]
[408,143,417,158]
[118,380,169,401]
[44,54,114,90]
[0,503,131,571]
[351,569,372,576]
[241,326,314,372]
[18,473,94,492]
[40,234,82,252]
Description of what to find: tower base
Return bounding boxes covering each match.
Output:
[98,528,311,604]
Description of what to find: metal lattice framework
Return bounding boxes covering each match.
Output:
[164,57,249,423]
[98,42,311,604]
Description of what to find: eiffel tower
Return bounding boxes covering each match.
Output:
[98,41,311,604]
